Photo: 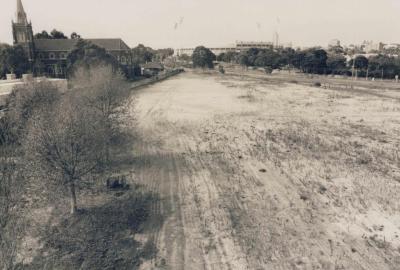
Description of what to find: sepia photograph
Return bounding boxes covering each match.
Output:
[2,0,400,269]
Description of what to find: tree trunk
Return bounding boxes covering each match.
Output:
[69,181,77,214]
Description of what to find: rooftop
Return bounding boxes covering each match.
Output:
[34,38,130,52]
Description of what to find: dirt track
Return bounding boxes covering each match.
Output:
[132,71,400,270]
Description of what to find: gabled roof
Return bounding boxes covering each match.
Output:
[34,39,78,51]
[87,39,130,51]
[34,38,131,52]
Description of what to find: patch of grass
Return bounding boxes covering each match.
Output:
[22,190,161,270]
[140,238,158,260]
[313,82,322,87]
[238,88,257,102]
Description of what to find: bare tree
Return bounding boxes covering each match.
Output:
[0,80,61,269]
[25,95,105,214]
[70,65,131,162]
[5,80,61,144]
[71,65,131,122]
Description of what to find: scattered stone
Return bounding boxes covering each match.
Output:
[300,193,309,201]
[106,175,130,190]
[351,247,357,253]
[313,82,322,88]
[115,192,125,197]
[318,185,327,194]
[259,168,267,173]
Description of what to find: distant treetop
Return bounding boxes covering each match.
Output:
[34,29,81,40]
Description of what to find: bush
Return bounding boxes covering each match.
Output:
[2,80,61,144]
[313,82,322,87]
[218,65,225,74]
[192,46,216,69]
[264,67,273,74]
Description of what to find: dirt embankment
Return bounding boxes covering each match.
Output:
[132,71,400,269]
[18,71,400,269]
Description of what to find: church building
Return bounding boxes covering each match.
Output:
[12,0,133,77]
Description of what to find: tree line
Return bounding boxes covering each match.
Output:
[0,51,133,268]
[34,29,81,40]
[187,45,400,79]
[0,34,174,80]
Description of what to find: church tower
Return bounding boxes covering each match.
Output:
[12,0,35,62]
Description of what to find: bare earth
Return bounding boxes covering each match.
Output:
[132,71,400,270]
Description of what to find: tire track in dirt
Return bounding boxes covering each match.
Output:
[136,87,208,269]
[136,134,189,269]
[176,133,248,270]
[134,79,249,269]
[132,72,400,270]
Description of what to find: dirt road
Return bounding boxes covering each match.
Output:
[132,71,400,270]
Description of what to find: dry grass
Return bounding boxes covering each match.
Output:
[20,187,161,270]
[238,88,257,102]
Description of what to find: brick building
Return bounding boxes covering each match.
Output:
[12,0,132,77]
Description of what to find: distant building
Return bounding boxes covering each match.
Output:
[273,32,279,47]
[11,0,132,77]
[175,41,275,57]
[176,46,236,57]
[363,40,384,53]
[141,62,164,77]
[175,48,196,56]
[383,43,400,50]
[328,39,341,48]
[235,41,274,51]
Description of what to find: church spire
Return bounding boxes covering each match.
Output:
[16,0,28,24]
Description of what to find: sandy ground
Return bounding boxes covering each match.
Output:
[131,71,400,270]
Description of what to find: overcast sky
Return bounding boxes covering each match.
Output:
[1,0,400,49]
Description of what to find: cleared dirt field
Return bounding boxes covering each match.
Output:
[132,71,400,270]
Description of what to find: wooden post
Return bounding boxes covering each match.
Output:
[70,181,77,214]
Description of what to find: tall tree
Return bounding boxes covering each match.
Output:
[254,49,279,68]
[70,65,131,162]
[66,40,119,77]
[245,48,260,66]
[217,53,226,62]
[34,30,52,39]
[303,48,328,74]
[50,29,68,39]
[0,44,30,78]
[70,32,81,39]
[4,80,61,144]
[223,51,239,63]
[350,55,369,70]
[292,50,306,71]
[327,53,347,74]
[368,55,400,79]
[192,46,216,69]
[276,47,296,68]
[26,94,105,214]
[131,44,155,64]
[237,53,250,67]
